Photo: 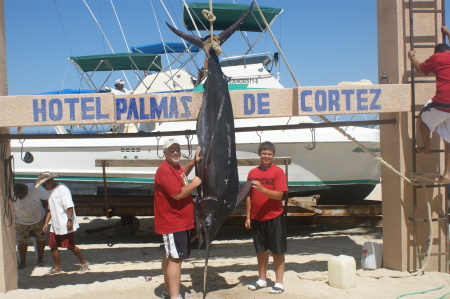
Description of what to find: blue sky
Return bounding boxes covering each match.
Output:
[5,0,379,95]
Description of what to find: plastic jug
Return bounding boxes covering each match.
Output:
[361,241,383,269]
[328,255,356,289]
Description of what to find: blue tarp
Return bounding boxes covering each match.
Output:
[33,89,96,95]
[131,42,200,54]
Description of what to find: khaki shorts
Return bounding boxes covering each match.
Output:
[421,100,450,143]
[15,218,46,244]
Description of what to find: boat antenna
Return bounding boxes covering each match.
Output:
[150,0,173,74]
[182,0,202,37]
[253,0,300,87]
[82,0,132,90]
[110,0,131,53]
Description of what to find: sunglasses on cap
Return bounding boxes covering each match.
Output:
[166,147,181,153]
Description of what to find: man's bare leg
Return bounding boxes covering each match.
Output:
[417,119,432,155]
[440,141,450,184]
[272,253,285,285]
[50,248,62,272]
[165,257,182,299]
[257,250,269,281]
[37,240,45,264]
[17,243,27,269]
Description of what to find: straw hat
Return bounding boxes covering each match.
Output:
[34,171,58,188]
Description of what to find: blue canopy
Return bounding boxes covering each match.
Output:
[131,42,200,54]
[34,89,97,95]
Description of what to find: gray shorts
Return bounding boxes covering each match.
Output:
[15,218,46,244]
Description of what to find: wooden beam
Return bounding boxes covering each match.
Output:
[94,156,292,167]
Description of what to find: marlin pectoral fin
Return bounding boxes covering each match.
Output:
[218,3,254,44]
[166,22,204,48]
[235,180,253,209]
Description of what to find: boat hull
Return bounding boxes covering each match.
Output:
[12,122,380,206]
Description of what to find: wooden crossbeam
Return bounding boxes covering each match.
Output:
[95,157,292,167]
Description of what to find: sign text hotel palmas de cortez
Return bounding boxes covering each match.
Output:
[29,87,387,125]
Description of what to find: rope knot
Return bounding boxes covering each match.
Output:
[201,9,216,22]
[203,35,222,57]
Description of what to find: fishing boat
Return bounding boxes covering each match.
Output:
[10,2,380,205]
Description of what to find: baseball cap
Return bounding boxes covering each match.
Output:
[163,138,179,150]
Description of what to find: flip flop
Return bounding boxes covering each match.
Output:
[248,282,267,291]
[78,261,90,274]
[269,287,285,294]
[36,262,47,267]
[46,268,62,275]
[439,175,450,184]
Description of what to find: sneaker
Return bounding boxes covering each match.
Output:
[161,290,189,298]
[161,289,170,298]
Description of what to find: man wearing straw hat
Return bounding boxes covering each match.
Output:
[36,171,89,275]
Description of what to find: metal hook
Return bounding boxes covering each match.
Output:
[19,139,34,163]
[156,136,164,159]
[256,130,263,144]
[181,134,194,159]
[305,128,316,151]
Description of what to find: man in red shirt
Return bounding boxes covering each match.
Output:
[409,26,450,183]
[245,141,288,294]
[154,137,201,299]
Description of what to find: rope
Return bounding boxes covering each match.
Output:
[396,284,446,299]
[201,0,222,57]
[1,138,16,227]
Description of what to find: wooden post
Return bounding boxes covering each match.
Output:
[378,0,446,271]
[0,0,18,291]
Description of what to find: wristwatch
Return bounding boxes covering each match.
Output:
[67,218,73,222]
[408,55,415,60]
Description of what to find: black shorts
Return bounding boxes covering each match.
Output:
[251,214,287,254]
[162,230,191,259]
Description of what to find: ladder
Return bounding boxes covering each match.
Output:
[409,0,448,272]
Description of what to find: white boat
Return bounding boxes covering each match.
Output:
[11,3,380,205]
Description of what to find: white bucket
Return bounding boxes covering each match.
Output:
[361,241,383,270]
[327,255,356,289]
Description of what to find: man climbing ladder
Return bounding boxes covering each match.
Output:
[409,26,450,184]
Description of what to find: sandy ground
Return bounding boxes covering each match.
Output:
[2,184,450,299]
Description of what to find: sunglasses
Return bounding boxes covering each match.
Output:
[15,192,26,198]
[41,181,51,187]
[167,147,181,153]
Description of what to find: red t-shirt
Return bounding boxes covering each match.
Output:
[153,161,194,234]
[247,164,288,221]
[420,52,450,112]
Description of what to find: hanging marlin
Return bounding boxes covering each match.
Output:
[167,3,254,298]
